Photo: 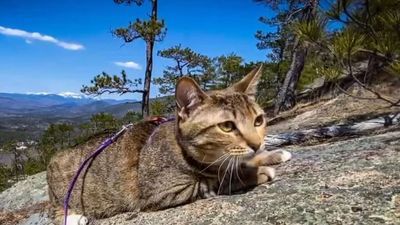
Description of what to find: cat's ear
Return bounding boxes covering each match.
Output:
[175,77,208,119]
[230,65,263,98]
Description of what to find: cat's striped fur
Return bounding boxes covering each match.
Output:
[47,66,291,224]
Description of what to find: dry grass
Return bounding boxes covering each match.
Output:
[267,79,400,134]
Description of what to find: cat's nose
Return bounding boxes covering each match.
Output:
[249,142,261,152]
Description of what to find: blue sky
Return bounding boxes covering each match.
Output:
[0,0,273,100]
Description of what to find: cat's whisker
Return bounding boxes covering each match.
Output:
[217,155,231,183]
[229,157,235,195]
[200,153,207,164]
[218,157,232,195]
[238,156,246,182]
[199,153,228,164]
[235,156,245,186]
[200,153,229,174]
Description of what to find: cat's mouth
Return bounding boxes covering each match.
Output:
[228,148,255,158]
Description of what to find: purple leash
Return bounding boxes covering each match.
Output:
[63,117,175,225]
[63,123,133,225]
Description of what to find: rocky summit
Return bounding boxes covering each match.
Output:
[1,131,399,225]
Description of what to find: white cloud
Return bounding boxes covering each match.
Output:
[0,25,84,51]
[114,61,142,70]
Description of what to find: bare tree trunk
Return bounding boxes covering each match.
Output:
[274,0,318,115]
[274,41,307,114]
[273,29,287,99]
[142,41,153,116]
[141,0,158,116]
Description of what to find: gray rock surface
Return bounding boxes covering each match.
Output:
[18,212,53,225]
[95,131,400,225]
[1,132,400,225]
[0,172,48,212]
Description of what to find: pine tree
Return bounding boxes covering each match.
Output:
[255,0,320,114]
[214,54,244,89]
[82,0,166,116]
[255,3,295,98]
[296,0,400,107]
[154,45,213,94]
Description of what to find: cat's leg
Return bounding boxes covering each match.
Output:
[247,149,292,167]
[235,150,291,187]
[199,179,217,198]
[238,165,275,185]
[256,166,276,184]
[51,206,89,225]
[140,173,208,211]
[218,164,276,195]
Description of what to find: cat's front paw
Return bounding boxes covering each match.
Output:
[254,150,292,166]
[66,214,88,225]
[199,180,217,198]
[257,166,275,184]
[277,150,292,163]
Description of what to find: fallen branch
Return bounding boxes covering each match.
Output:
[265,112,400,148]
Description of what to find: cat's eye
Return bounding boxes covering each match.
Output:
[254,115,264,127]
[218,121,236,132]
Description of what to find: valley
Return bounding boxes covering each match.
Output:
[0,93,141,145]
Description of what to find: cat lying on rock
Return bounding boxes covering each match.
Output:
[47,66,292,225]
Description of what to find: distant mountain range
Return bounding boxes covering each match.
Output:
[0,92,140,117]
[0,92,142,144]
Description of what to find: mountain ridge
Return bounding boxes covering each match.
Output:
[0,93,142,145]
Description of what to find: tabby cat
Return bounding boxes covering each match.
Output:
[47,66,292,225]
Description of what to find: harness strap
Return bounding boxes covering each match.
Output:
[63,116,174,225]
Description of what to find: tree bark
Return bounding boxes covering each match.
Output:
[177,61,183,77]
[274,41,307,114]
[142,41,153,116]
[141,0,158,116]
[274,0,318,115]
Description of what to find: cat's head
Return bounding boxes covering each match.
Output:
[175,66,266,168]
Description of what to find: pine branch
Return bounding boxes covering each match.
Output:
[81,71,143,96]
[341,0,378,40]
[346,53,400,107]
[335,83,378,101]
